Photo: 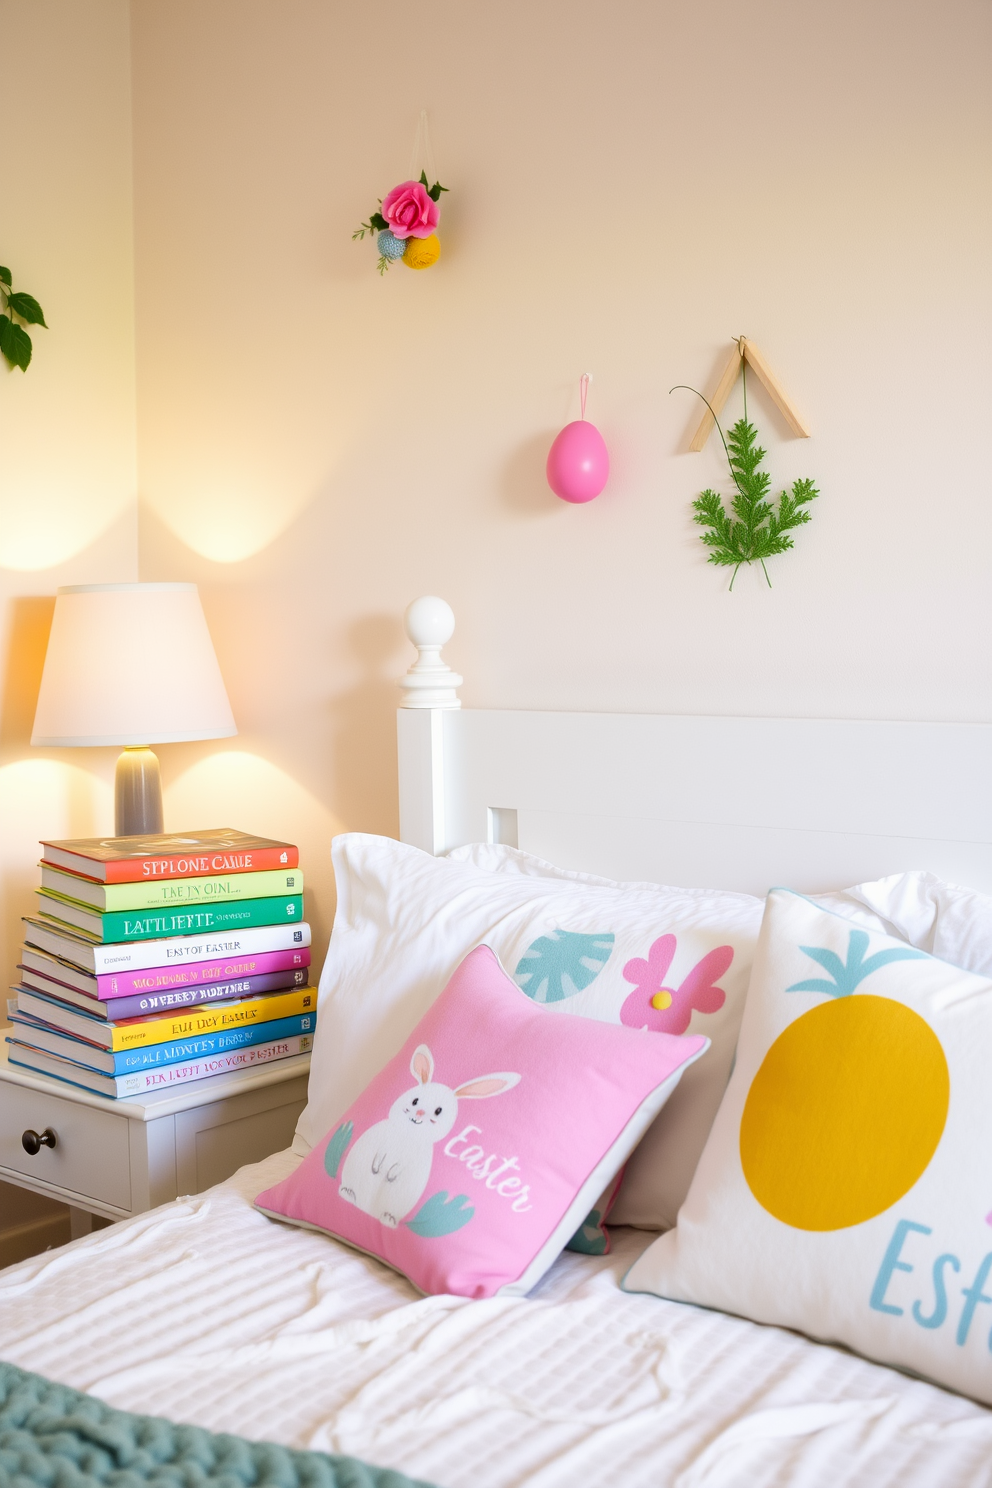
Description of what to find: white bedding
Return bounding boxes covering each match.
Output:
[2,1150,991,1487]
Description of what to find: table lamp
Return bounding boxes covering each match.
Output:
[31,582,237,836]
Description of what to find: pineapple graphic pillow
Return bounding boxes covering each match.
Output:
[625,886,992,1405]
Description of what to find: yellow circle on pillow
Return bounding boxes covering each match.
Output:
[739,995,948,1231]
[403,234,440,270]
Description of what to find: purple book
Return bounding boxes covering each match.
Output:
[18,965,311,1022]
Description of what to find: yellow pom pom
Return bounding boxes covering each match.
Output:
[403,234,440,270]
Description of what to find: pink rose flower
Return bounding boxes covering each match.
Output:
[381,180,440,240]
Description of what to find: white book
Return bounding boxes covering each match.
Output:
[21,917,311,974]
[6,1032,313,1099]
[19,973,101,1018]
[15,989,113,1045]
[19,946,102,999]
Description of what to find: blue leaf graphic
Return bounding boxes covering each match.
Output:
[787,931,928,998]
[324,1120,353,1179]
[514,929,615,1003]
[859,947,928,979]
[795,945,849,984]
[406,1191,474,1238]
[565,1207,608,1255]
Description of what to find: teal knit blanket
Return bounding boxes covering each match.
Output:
[0,1360,438,1488]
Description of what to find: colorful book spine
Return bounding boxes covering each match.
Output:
[17,982,316,1048]
[93,946,311,999]
[41,839,299,883]
[107,969,309,1020]
[16,967,310,1022]
[38,893,304,944]
[22,919,311,974]
[40,866,304,913]
[7,1032,313,1099]
[12,1011,316,1073]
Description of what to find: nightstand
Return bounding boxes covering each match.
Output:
[0,1041,310,1237]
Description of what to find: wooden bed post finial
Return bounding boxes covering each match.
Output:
[400,596,463,709]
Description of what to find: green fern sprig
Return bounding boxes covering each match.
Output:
[676,372,819,590]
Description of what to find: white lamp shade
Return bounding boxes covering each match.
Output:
[31,583,238,747]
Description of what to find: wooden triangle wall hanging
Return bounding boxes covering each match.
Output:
[689,336,810,452]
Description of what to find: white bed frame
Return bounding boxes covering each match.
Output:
[396,600,992,896]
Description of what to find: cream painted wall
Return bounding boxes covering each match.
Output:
[131,0,991,955]
[0,2,136,575]
[0,0,136,1232]
[0,0,986,1246]
[0,0,137,994]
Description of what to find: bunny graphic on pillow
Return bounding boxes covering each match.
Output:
[338,1044,521,1228]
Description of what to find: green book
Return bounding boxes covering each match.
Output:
[36,892,304,945]
[39,863,304,913]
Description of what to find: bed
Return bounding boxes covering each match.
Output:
[3,599,992,1488]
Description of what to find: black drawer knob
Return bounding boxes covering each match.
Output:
[21,1128,57,1155]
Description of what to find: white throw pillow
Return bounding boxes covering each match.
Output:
[624,887,992,1405]
[447,850,992,1222]
[299,834,763,1231]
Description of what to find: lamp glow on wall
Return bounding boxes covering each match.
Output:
[31,583,237,836]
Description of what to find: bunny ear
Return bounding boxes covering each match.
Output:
[411,1044,434,1085]
[623,934,676,988]
[677,945,734,1013]
[454,1072,521,1099]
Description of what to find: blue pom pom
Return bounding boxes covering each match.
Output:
[378,230,406,260]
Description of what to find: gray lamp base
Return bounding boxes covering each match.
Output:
[114,747,164,836]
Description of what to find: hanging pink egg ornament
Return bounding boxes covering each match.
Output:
[546,374,609,503]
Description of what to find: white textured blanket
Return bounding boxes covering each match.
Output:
[2,1150,990,1488]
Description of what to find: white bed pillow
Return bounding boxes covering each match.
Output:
[464,851,992,977]
[814,871,992,977]
[449,844,765,1228]
[299,834,763,1231]
[624,887,992,1405]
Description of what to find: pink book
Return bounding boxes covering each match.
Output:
[21,945,312,1002]
[94,946,312,1000]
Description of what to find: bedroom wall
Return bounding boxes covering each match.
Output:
[130,0,991,957]
[0,0,138,981]
[0,0,137,1242]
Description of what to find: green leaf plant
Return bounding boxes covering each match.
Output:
[674,356,819,590]
[0,265,47,372]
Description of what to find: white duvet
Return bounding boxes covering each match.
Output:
[2,1150,991,1488]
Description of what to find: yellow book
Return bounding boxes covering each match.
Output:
[17,983,316,1052]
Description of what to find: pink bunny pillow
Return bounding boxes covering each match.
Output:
[256,945,707,1298]
[337,1045,520,1229]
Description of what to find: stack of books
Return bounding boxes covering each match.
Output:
[7,829,316,1099]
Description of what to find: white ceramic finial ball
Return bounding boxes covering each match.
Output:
[405,595,455,649]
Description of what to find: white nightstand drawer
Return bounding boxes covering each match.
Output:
[0,1080,131,1209]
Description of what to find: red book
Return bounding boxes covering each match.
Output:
[40,829,299,884]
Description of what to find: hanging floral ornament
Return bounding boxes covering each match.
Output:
[353,114,448,275]
[546,374,610,503]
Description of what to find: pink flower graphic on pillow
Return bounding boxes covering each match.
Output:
[620,935,733,1034]
[381,180,440,240]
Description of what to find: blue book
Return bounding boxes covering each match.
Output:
[8,1010,316,1076]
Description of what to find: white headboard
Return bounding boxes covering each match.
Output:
[396,601,992,896]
